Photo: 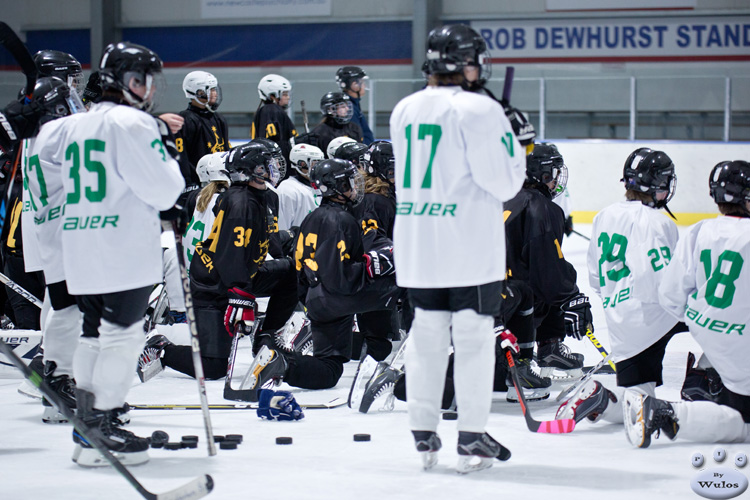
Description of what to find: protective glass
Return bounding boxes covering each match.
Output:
[124,70,166,112]
[67,71,85,98]
[196,84,223,112]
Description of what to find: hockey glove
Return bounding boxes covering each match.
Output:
[495,327,519,355]
[155,117,182,162]
[279,226,300,258]
[501,101,536,147]
[82,71,102,105]
[564,215,574,237]
[0,98,44,152]
[224,287,257,336]
[257,389,304,421]
[364,247,395,279]
[561,292,593,340]
[159,204,188,236]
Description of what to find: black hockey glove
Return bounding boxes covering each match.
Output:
[82,71,102,106]
[160,204,188,236]
[279,226,300,258]
[155,117,181,162]
[0,98,44,152]
[501,100,536,147]
[292,132,320,149]
[364,246,395,279]
[561,293,593,340]
[564,215,574,237]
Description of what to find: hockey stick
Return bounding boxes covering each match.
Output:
[0,338,214,500]
[585,329,616,372]
[162,220,216,457]
[130,398,346,411]
[502,66,515,103]
[505,348,575,433]
[300,100,309,134]
[556,352,614,403]
[223,321,262,402]
[0,22,37,98]
[570,228,591,241]
[0,270,42,308]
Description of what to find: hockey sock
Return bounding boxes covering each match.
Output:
[73,336,100,393]
[162,247,186,311]
[42,305,82,376]
[91,319,144,410]
[672,400,750,442]
[284,354,345,390]
[161,345,228,380]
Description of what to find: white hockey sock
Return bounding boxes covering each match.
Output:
[672,401,750,443]
[406,308,452,432]
[73,336,100,393]
[452,309,494,433]
[163,246,186,312]
[41,305,82,376]
[90,319,145,410]
[601,382,655,424]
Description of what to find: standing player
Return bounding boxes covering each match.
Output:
[310,92,362,157]
[622,161,750,448]
[390,24,525,473]
[61,42,185,466]
[335,66,374,145]
[276,143,324,231]
[252,74,297,171]
[558,148,685,425]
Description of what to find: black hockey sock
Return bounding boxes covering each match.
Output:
[283,354,346,390]
[162,345,227,380]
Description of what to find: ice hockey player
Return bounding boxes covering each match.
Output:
[621,160,750,448]
[310,92,362,157]
[176,70,231,187]
[251,137,287,187]
[390,24,525,473]
[332,140,369,168]
[24,77,86,424]
[252,74,297,172]
[557,148,687,427]
[60,41,184,466]
[504,143,591,380]
[276,143,324,231]
[326,135,355,159]
[335,66,374,145]
[243,158,399,394]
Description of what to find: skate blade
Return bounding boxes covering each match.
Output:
[137,359,164,383]
[456,456,494,474]
[17,381,43,400]
[506,386,550,403]
[72,445,149,467]
[623,392,650,448]
[540,367,583,380]
[242,348,275,390]
[421,451,438,470]
[42,407,70,424]
[348,356,378,409]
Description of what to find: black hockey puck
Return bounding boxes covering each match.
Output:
[220,441,238,450]
[164,442,182,450]
[276,436,293,445]
[353,433,371,442]
[181,435,199,443]
[181,441,198,449]
[442,411,458,420]
[225,434,243,443]
[150,430,169,448]
[213,435,225,443]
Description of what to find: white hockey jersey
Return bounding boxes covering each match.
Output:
[58,101,184,294]
[21,139,43,273]
[276,175,321,230]
[390,85,525,288]
[183,192,220,266]
[588,201,679,362]
[27,120,72,284]
[659,215,750,396]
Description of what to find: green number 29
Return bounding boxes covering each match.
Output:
[403,123,441,189]
[598,232,631,286]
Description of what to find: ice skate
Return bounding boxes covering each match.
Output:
[41,362,77,424]
[412,431,441,470]
[623,390,679,448]
[348,355,378,409]
[556,380,616,423]
[506,357,551,402]
[242,345,288,391]
[17,355,44,400]
[71,390,149,467]
[456,432,511,474]
[358,362,402,413]
[275,312,313,356]
[537,339,584,380]
[137,333,172,383]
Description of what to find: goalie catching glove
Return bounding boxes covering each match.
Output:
[561,292,593,340]
[364,246,395,279]
[224,287,257,335]
[257,389,304,421]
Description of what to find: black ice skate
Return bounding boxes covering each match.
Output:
[137,333,172,383]
[18,354,44,400]
[537,339,584,380]
[71,389,149,467]
[242,346,288,391]
[505,357,551,403]
[42,361,76,424]
[456,431,511,474]
[623,390,679,449]
[358,361,403,413]
[556,380,617,424]
[412,430,442,470]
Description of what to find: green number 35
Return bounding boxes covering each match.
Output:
[66,139,107,204]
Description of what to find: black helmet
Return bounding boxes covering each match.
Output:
[333,141,368,167]
[424,24,491,85]
[622,148,676,208]
[98,42,165,112]
[250,137,287,184]
[310,158,364,206]
[320,92,353,124]
[225,142,277,185]
[33,50,84,97]
[526,143,568,199]
[363,140,395,183]
[709,160,750,206]
[336,66,367,91]
[32,77,86,127]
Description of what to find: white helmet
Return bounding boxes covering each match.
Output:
[196,152,231,185]
[326,136,356,159]
[183,71,222,112]
[258,74,291,103]
[290,143,325,179]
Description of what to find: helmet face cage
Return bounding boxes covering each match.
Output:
[622,149,677,208]
[320,93,353,124]
[226,145,275,185]
[183,71,222,112]
[250,138,286,186]
[709,160,750,205]
[290,144,324,179]
[424,24,492,86]
[526,144,567,198]
[99,42,165,113]
[312,160,365,205]
[33,77,87,121]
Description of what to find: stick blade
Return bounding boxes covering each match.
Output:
[156,474,214,500]
[536,418,576,434]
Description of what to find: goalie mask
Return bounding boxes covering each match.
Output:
[320,92,353,125]
[622,148,676,209]
[525,143,568,199]
[196,151,230,186]
[99,42,166,113]
[310,158,364,206]
[289,143,324,179]
[424,24,491,89]
[225,143,279,186]
[709,160,750,207]
[183,71,222,112]
[363,141,395,184]
[33,50,84,98]
[251,137,287,185]
[32,77,86,127]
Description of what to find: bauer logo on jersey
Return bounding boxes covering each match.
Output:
[690,449,748,499]
[396,202,457,217]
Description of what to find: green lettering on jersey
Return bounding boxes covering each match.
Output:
[501,132,514,157]
[403,123,442,189]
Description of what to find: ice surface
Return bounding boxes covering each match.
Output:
[1,224,735,500]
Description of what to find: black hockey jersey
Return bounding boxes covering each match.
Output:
[295,199,368,297]
[504,187,578,308]
[190,185,270,305]
[251,102,297,165]
[176,104,231,186]
[310,118,363,158]
[353,191,396,251]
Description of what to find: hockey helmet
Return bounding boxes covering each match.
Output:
[31,76,86,125]
[258,74,291,108]
[525,143,568,199]
[363,140,395,183]
[621,148,676,208]
[334,141,369,168]
[98,42,165,112]
[196,151,231,186]
[336,66,368,93]
[709,160,750,206]
[289,143,324,179]
[310,158,364,206]
[424,24,491,85]
[183,71,222,112]
[251,137,287,185]
[33,50,84,98]
[326,136,355,159]
[225,142,279,186]
[320,92,353,125]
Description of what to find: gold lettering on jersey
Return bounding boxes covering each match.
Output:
[194,242,214,273]
[361,219,378,235]
[207,210,224,253]
[337,240,349,261]
[208,126,226,153]
[396,202,457,217]
[254,239,269,265]
[685,306,745,335]
[503,210,511,222]
[554,238,563,259]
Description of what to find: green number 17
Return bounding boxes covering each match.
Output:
[403,123,442,189]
